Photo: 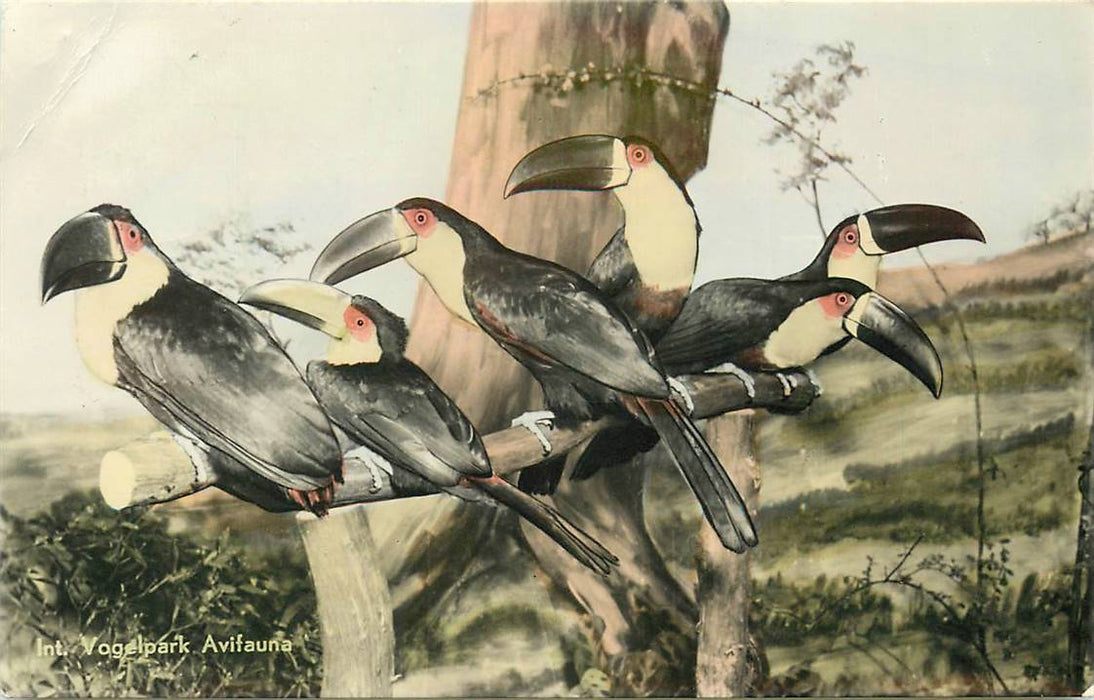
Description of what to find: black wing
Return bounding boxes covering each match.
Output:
[585,227,636,298]
[306,361,490,487]
[655,279,811,374]
[113,274,340,492]
[465,249,668,398]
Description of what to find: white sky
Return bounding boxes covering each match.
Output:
[1,2,1091,416]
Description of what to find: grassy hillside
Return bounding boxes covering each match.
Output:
[745,230,1093,693]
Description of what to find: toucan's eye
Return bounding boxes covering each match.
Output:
[836,293,851,307]
[356,319,364,327]
[842,227,858,245]
[404,208,436,236]
[626,143,651,168]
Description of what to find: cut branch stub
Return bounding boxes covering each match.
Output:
[97,369,817,512]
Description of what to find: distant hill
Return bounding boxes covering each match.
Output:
[878,229,1093,308]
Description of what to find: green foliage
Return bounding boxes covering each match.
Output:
[0,491,321,697]
[575,589,697,697]
[956,267,1089,301]
[752,573,894,647]
[928,294,1092,327]
[762,418,1081,550]
[752,558,1075,693]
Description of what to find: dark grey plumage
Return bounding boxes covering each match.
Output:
[114,269,342,493]
[306,360,490,487]
[417,200,757,552]
[655,278,871,375]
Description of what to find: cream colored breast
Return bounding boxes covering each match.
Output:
[762,301,846,368]
[828,251,880,288]
[74,251,170,385]
[614,165,698,291]
[405,224,475,324]
[327,335,382,366]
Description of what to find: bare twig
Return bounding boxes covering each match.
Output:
[809,178,827,238]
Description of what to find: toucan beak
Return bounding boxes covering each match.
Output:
[859,204,985,255]
[240,279,352,338]
[309,208,418,285]
[41,211,127,303]
[504,135,630,198]
[843,292,943,398]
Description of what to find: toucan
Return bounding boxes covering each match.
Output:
[655,277,943,398]
[40,205,342,514]
[652,206,988,371]
[309,198,758,553]
[238,280,618,574]
[505,135,698,343]
[505,135,701,489]
[783,204,985,288]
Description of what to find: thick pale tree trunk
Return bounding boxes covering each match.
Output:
[395,1,739,692]
[298,507,395,698]
[697,412,761,696]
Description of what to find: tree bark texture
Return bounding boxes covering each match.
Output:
[396,0,734,691]
[696,412,760,697]
[298,507,395,698]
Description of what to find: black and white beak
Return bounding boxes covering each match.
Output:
[41,211,127,303]
[504,135,630,198]
[843,292,943,397]
[240,279,352,338]
[854,204,985,255]
[309,208,417,285]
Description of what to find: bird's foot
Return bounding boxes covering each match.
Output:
[345,447,392,494]
[510,410,556,455]
[667,377,695,415]
[710,362,757,400]
[776,372,798,398]
[805,368,823,397]
[288,482,334,517]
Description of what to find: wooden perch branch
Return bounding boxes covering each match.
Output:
[98,370,818,512]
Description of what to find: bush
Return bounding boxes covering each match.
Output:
[0,492,321,697]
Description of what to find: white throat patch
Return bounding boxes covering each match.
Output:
[762,300,846,368]
[74,249,170,385]
[828,213,882,287]
[827,250,880,289]
[613,162,698,291]
[326,334,382,366]
[404,221,475,324]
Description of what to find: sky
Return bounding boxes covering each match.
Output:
[1,2,1091,416]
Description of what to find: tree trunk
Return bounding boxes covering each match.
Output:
[696,412,760,696]
[298,507,395,697]
[396,0,733,692]
[1067,319,1094,692]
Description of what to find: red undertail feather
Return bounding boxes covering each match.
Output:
[287,475,339,517]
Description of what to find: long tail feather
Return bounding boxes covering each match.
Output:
[638,397,758,552]
[472,475,618,575]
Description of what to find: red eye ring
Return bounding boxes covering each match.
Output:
[842,228,858,244]
[836,293,850,306]
[633,147,647,161]
[414,212,428,225]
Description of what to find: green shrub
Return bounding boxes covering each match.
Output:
[0,491,321,697]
